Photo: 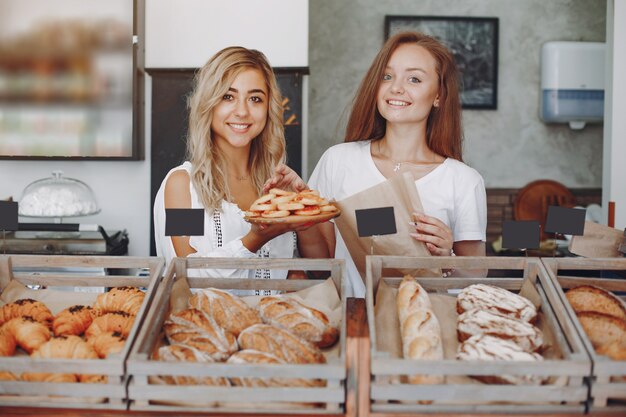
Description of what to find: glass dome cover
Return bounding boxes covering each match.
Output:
[19,170,100,217]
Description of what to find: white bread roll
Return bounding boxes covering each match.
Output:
[397,275,444,385]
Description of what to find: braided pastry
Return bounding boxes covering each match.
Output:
[163,308,238,361]
[0,325,16,356]
[22,335,100,383]
[188,288,261,336]
[89,331,126,358]
[227,349,325,387]
[85,311,134,341]
[237,324,326,364]
[5,316,51,353]
[0,299,53,328]
[150,344,230,386]
[258,296,339,348]
[53,305,96,337]
[93,286,145,316]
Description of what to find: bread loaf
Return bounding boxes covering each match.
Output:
[0,325,16,356]
[188,288,261,336]
[258,296,339,348]
[0,299,53,328]
[5,316,51,353]
[576,311,626,350]
[151,344,230,386]
[457,309,543,353]
[396,275,444,385]
[53,305,96,336]
[457,334,544,385]
[93,286,145,316]
[237,324,326,364]
[88,331,126,358]
[163,308,238,361]
[457,284,537,322]
[227,349,325,388]
[85,311,134,341]
[596,340,626,361]
[566,285,626,320]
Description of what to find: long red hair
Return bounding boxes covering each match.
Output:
[344,31,463,161]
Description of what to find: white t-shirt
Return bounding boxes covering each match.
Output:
[308,141,487,298]
[153,162,296,293]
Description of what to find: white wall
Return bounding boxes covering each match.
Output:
[603,0,626,229]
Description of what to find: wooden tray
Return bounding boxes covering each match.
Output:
[0,255,164,410]
[364,256,590,415]
[245,209,340,224]
[542,257,626,412]
[127,257,347,414]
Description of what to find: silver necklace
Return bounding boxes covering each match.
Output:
[377,141,430,172]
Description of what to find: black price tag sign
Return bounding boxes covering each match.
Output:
[0,201,18,231]
[355,207,396,237]
[502,220,540,249]
[165,209,204,236]
[544,206,586,235]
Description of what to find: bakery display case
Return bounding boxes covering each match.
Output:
[0,254,164,409]
[542,257,626,413]
[364,256,591,415]
[127,257,347,414]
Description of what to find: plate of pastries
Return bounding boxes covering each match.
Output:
[151,288,339,388]
[244,188,340,224]
[0,286,145,383]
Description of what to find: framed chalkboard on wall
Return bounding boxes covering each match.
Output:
[148,68,306,255]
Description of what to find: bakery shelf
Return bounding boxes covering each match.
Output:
[127,257,347,414]
[0,254,165,410]
[364,256,591,414]
[542,257,626,413]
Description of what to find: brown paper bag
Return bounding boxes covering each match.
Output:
[569,221,625,258]
[334,171,437,280]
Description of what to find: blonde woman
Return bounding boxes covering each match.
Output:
[154,47,324,283]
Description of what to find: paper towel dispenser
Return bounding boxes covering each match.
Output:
[540,41,605,130]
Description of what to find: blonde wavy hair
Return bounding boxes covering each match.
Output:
[186,46,286,210]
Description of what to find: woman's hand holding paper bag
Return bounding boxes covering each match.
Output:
[409,212,454,256]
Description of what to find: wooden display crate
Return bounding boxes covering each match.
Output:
[0,254,164,410]
[364,256,591,415]
[542,257,626,412]
[127,257,347,414]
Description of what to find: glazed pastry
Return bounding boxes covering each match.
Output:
[237,324,326,364]
[188,288,261,336]
[566,285,626,320]
[227,349,325,388]
[151,344,229,386]
[397,275,444,385]
[163,308,238,361]
[93,286,145,316]
[0,325,17,356]
[0,299,54,328]
[457,334,544,385]
[53,305,96,336]
[88,331,126,358]
[456,284,537,322]
[457,309,544,353]
[23,335,100,383]
[258,295,339,348]
[85,311,134,341]
[4,316,51,353]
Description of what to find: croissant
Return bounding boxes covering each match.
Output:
[0,299,53,328]
[258,296,339,348]
[93,286,145,316]
[188,288,261,336]
[89,331,126,358]
[5,316,51,353]
[53,305,96,337]
[0,325,17,356]
[238,324,326,364]
[23,335,100,383]
[151,344,230,386]
[85,311,134,341]
[163,308,238,361]
[0,371,17,381]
